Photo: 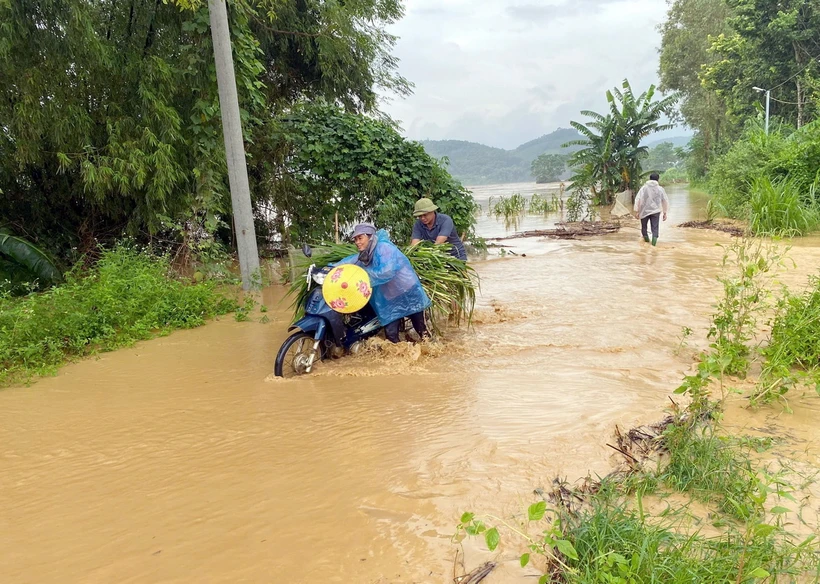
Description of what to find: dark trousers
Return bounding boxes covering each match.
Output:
[384,311,427,343]
[641,213,661,239]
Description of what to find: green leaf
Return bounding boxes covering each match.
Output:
[520,553,530,568]
[538,576,549,584]
[460,512,474,524]
[555,539,579,560]
[747,567,770,579]
[0,230,62,285]
[485,527,500,551]
[528,501,547,521]
[754,523,777,537]
[770,506,790,514]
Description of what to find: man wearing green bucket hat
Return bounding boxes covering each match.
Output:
[410,198,467,261]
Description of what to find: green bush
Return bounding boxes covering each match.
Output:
[0,246,237,386]
[709,120,820,221]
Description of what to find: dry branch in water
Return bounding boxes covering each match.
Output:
[454,561,496,584]
[486,221,622,241]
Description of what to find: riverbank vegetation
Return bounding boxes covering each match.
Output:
[658,0,820,236]
[0,247,238,388]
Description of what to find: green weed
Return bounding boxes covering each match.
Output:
[489,193,527,219]
[754,274,820,405]
[676,239,788,407]
[0,246,238,387]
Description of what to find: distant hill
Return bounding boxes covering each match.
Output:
[421,129,693,186]
[646,135,692,149]
[421,128,583,185]
[512,128,584,165]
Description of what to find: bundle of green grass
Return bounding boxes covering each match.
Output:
[287,241,478,331]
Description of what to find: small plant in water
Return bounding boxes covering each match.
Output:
[676,238,790,408]
[489,193,527,221]
[529,193,561,215]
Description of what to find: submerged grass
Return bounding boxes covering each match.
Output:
[529,193,562,215]
[0,246,238,387]
[489,193,527,219]
[652,419,765,520]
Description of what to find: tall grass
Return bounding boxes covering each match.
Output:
[749,176,820,237]
[0,246,238,387]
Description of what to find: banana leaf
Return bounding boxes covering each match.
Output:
[0,229,63,286]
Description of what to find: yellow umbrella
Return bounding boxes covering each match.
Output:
[322,264,372,314]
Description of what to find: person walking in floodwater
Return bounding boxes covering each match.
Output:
[634,172,669,246]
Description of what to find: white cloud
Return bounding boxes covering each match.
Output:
[381,0,676,149]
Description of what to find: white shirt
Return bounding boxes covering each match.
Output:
[634,180,669,219]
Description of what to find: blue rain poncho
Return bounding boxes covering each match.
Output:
[337,230,431,325]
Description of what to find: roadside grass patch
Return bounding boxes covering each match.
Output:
[749,176,820,237]
[0,246,238,387]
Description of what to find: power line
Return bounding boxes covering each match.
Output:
[769,96,801,105]
[769,55,820,91]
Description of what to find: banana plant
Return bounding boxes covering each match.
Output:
[0,229,62,291]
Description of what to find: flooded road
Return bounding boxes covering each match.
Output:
[3,184,820,583]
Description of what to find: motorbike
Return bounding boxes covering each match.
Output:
[273,245,384,378]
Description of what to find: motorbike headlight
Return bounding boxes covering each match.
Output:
[312,272,326,285]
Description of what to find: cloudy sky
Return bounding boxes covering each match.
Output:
[380,0,678,149]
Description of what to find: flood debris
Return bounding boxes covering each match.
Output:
[678,220,745,237]
[453,561,496,584]
[541,399,713,514]
[486,220,622,241]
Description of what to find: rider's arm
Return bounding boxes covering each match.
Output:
[410,220,424,247]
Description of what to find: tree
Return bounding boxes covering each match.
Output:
[564,80,677,204]
[702,0,820,129]
[658,0,733,175]
[531,154,566,183]
[268,104,475,244]
[0,0,409,262]
[644,142,685,173]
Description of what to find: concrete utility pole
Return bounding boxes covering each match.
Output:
[208,0,260,290]
[753,86,771,135]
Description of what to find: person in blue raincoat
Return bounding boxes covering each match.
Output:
[337,223,430,343]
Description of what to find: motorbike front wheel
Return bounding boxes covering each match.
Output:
[274,331,321,378]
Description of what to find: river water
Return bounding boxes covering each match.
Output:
[3,184,820,583]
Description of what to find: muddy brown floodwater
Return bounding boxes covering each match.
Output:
[3,185,820,583]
